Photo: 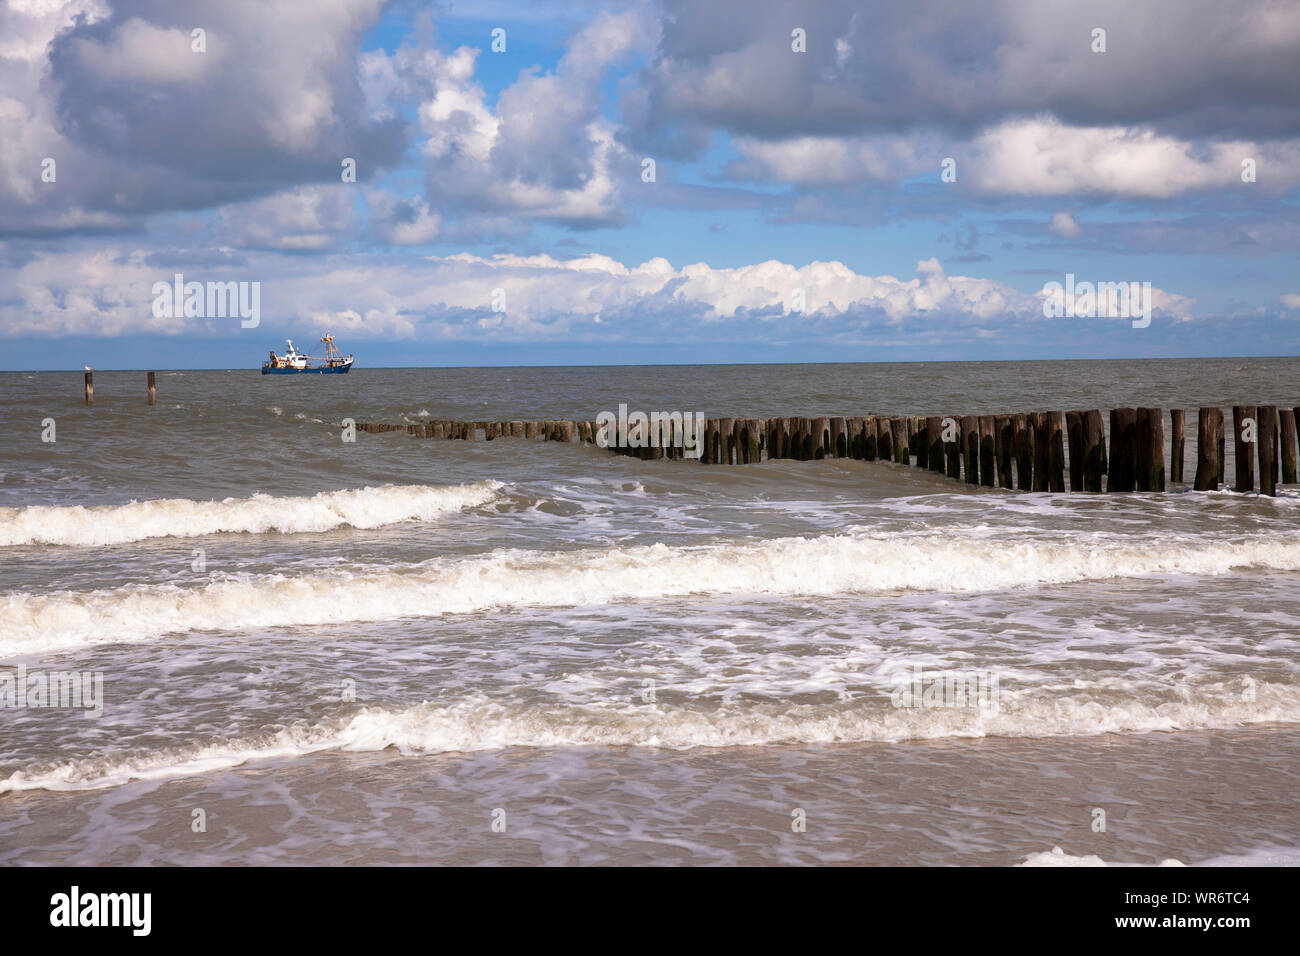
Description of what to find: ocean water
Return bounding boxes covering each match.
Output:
[1,358,1298,865]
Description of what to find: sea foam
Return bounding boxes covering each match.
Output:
[0,481,503,548]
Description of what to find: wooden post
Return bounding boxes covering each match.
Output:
[1030,413,1049,492]
[1280,408,1297,484]
[944,418,961,479]
[1012,414,1032,490]
[147,371,156,406]
[877,418,892,464]
[805,417,824,461]
[890,417,910,466]
[829,417,847,459]
[714,418,732,464]
[1233,406,1256,492]
[1046,412,1066,492]
[978,416,995,487]
[746,419,764,463]
[908,418,925,469]
[1193,408,1223,491]
[926,417,944,474]
[1136,408,1165,491]
[844,417,861,460]
[961,416,979,484]
[1065,411,1084,491]
[84,371,93,406]
[1080,411,1105,492]
[1169,410,1185,484]
[1107,408,1136,492]
[994,416,1014,488]
[1258,406,1279,496]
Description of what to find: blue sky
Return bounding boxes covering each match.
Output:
[1,0,1298,369]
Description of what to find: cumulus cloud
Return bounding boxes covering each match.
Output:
[0,0,404,234]
[362,5,660,232]
[629,0,1300,146]
[0,247,1197,342]
[967,118,1300,198]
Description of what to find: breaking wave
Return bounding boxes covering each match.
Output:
[0,482,504,547]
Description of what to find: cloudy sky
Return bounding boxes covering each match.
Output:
[2,0,1298,369]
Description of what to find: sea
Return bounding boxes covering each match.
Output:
[1,358,1298,866]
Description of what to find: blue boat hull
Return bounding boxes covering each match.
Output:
[261,364,352,375]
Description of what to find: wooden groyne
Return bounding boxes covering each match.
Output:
[353,405,1299,496]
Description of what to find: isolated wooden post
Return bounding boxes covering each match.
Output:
[146,371,156,406]
[1169,410,1185,483]
[1233,406,1256,492]
[1258,406,1279,496]
[1280,409,1298,484]
[977,416,995,487]
[1192,408,1223,491]
[961,416,979,484]
[84,371,93,406]
[1135,408,1165,491]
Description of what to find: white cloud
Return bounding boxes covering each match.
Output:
[0,247,1197,341]
[1048,212,1081,238]
[217,186,356,251]
[969,117,1300,198]
[371,5,661,228]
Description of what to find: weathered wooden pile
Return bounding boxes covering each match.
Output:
[354,405,1299,496]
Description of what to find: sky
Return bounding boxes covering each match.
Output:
[1,0,1298,369]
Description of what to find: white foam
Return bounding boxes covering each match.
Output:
[5,685,1299,793]
[1020,846,1186,867]
[0,481,503,548]
[4,528,1300,652]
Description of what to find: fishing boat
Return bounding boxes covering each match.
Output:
[262,334,354,374]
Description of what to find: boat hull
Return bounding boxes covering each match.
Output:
[261,362,353,375]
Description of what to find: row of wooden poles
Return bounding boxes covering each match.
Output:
[82,371,157,406]
[357,405,1298,495]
